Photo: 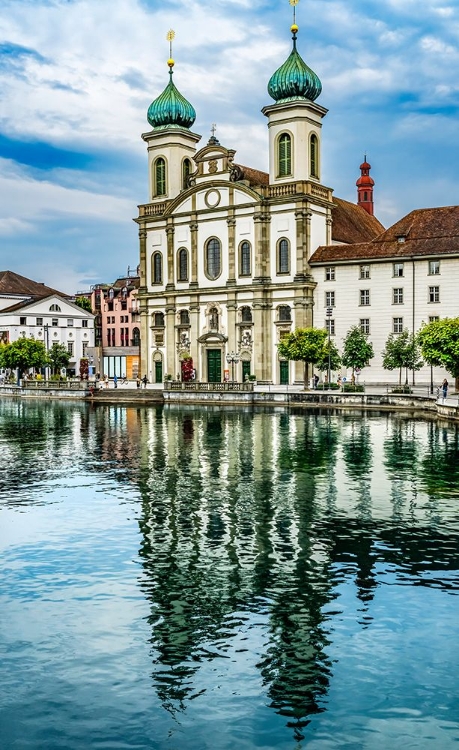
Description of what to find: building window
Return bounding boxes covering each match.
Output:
[155,157,166,196]
[325,291,335,308]
[278,133,292,177]
[182,158,192,190]
[49,304,61,312]
[360,318,370,335]
[20,316,27,325]
[429,260,440,275]
[393,317,404,334]
[178,248,188,282]
[152,252,163,284]
[67,342,74,355]
[429,286,440,303]
[393,262,404,277]
[132,327,140,346]
[310,133,319,178]
[36,317,43,326]
[205,238,222,280]
[153,312,164,327]
[360,265,370,279]
[325,266,335,281]
[393,288,404,304]
[325,318,335,335]
[82,320,88,328]
[360,290,370,306]
[239,241,251,276]
[278,305,291,322]
[277,238,290,274]
[180,310,190,325]
[82,342,88,357]
[241,306,252,323]
[429,316,439,323]
[121,301,127,311]
[52,318,58,327]
[67,319,74,327]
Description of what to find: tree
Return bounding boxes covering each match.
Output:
[418,317,459,387]
[341,326,374,381]
[79,358,89,380]
[0,337,48,378]
[382,329,423,385]
[315,339,341,378]
[74,296,92,313]
[48,343,71,375]
[277,328,327,388]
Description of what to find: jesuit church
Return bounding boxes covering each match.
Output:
[135,19,456,385]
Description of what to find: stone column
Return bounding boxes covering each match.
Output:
[226,295,238,376]
[190,217,198,288]
[165,302,176,378]
[139,227,147,288]
[166,223,175,290]
[252,293,273,384]
[294,206,309,282]
[227,213,236,286]
[326,210,333,246]
[253,209,271,283]
[189,298,200,379]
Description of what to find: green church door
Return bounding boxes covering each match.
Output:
[280,360,289,385]
[242,361,251,381]
[155,361,163,383]
[207,350,222,383]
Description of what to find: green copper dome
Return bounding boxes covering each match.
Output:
[147,66,196,130]
[268,30,322,103]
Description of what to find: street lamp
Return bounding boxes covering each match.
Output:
[326,306,333,389]
[226,351,240,383]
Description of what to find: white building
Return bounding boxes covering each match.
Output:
[0,271,95,377]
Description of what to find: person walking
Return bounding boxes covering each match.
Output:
[442,378,448,401]
[136,377,141,389]
[142,375,148,389]
[113,374,118,389]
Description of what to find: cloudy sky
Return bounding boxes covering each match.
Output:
[0,0,458,293]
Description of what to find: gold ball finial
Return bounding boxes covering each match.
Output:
[168,58,175,68]
[291,23,299,33]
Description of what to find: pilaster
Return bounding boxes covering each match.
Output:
[190,217,198,288]
[227,213,236,286]
[166,223,175,290]
[165,301,176,377]
[253,210,271,284]
[189,298,200,377]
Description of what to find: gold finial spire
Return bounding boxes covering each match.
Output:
[166,29,175,68]
[289,0,299,32]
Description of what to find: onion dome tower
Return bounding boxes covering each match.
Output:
[356,157,375,216]
[142,31,201,204]
[262,2,328,187]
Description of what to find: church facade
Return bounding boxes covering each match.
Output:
[135,23,383,384]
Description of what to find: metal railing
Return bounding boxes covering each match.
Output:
[17,380,90,390]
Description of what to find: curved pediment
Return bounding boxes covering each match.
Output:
[164,180,263,216]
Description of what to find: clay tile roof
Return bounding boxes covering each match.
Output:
[233,165,270,187]
[310,205,459,264]
[332,197,384,244]
[0,270,68,298]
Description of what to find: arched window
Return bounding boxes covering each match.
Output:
[153,312,164,327]
[152,252,162,284]
[310,134,319,179]
[49,304,61,312]
[278,133,292,177]
[205,238,221,280]
[209,307,219,330]
[180,310,190,325]
[277,238,290,274]
[132,327,140,346]
[239,241,251,276]
[241,306,252,323]
[182,158,192,189]
[155,157,166,197]
[178,248,188,282]
[278,305,291,322]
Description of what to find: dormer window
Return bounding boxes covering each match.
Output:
[397,235,406,243]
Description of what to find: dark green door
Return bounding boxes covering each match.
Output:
[155,361,163,383]
[280,360,289,385]
[207,350,222,383]
[242,361,251,381]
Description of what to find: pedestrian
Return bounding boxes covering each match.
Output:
[442,378,448,401]
[136,377,141,389]
[104,375,109,388]
[113,374,118,389]
[142,375,148,389]
[313,373,319,389]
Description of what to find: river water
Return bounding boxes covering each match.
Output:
[0,400,458,750]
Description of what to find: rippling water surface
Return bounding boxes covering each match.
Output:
[1,400,459,749]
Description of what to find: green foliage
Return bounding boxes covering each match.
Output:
[0,337,48,376]
[382,329,423,385]
[341,326,374,375]
[315,383,340,390]
[48,343,71,375]
[315,339,341,374]
[342,383,365,392]
[277,327,328,387]
[418,317,459,379]
[74,296,92,313]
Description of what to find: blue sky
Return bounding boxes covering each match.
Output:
[0,0,458,293]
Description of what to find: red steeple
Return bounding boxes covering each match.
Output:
[356,156,375,216]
